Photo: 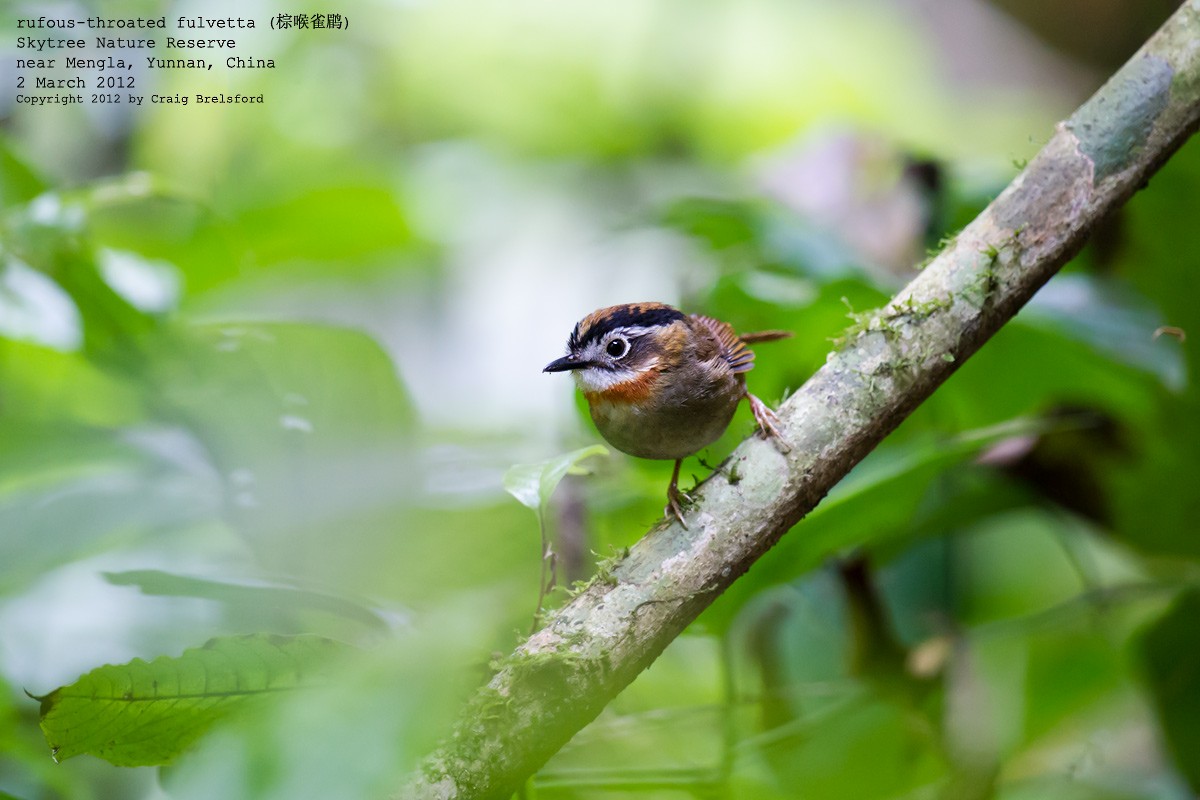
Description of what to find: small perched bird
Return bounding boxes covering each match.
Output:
[544,302,790,526]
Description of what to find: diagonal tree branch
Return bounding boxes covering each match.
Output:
[399,5,1200,798]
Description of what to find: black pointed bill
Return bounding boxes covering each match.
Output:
[544,355,590,373]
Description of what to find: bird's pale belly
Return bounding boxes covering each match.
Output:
[587,379,742,460]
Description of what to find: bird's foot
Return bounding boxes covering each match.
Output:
[746,393,791,453]
[665,483,693,530]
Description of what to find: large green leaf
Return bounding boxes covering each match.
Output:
[37,634,351,767]
[150,322,416,584]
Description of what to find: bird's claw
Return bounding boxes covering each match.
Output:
[665,483,692,529]
[747,393,791,453]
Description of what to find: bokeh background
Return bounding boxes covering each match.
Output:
[2,0,1199,798]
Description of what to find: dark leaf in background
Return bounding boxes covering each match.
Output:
[1139,589,1200,792]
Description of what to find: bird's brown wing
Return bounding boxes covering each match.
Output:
[691,315,756,374]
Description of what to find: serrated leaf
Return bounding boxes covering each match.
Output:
[503,445,608,516]
[38,634,351,766]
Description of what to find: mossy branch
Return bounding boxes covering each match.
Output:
[398,5,1200,798]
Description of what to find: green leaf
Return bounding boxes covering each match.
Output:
[102,570,392,632]
[37,634,351,767]
[503,445,609,516]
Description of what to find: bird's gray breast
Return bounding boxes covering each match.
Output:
[590,362,743,460]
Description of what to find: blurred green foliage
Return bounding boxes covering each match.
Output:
[1,0,1198,799]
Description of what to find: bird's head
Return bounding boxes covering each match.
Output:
[543,302,688,397]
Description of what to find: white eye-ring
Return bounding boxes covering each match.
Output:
[606,337,630,359]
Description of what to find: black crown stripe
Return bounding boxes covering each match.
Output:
[571,305,685,351]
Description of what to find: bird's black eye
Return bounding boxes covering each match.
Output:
[606,337,630,359]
